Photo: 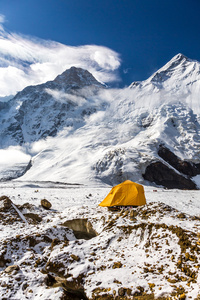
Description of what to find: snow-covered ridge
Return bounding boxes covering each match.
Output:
[0,54,200,187]
[0,66,105,147]
[129,53,200,115]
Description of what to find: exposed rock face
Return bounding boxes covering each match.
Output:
[158,145,200,177]
[61,218,98,240]
[143,161,197,190]
[143,144,200,189]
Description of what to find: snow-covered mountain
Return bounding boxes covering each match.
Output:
[1,54,200,188]
[130,53,200,115]
[0,66,104,146]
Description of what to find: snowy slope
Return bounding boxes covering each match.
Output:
[1,54,200,187]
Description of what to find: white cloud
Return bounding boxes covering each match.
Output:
[0,23,121,96]
[45,88,87,106]
[123,68,131,74]
[0,146,30,167]
[0,14,5,23]
[0,14,5,31]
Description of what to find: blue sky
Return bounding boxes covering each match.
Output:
[1,0,200,87]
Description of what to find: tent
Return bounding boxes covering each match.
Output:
[99,180,146,207]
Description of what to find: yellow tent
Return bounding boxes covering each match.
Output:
[99,180,146,207]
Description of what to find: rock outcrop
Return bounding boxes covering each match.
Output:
[143,161,197,190]
[158,145,200,177]
[143,145,199,189]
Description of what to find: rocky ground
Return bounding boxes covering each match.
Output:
[0,184,200,299]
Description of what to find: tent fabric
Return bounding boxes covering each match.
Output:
[99,180,146,207]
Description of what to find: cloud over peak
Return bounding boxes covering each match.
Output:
[0,22,121,97]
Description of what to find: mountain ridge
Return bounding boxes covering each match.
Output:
[0,55,200,188]
[0,66,105,147]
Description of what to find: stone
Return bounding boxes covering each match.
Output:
[4,264,20,274]
[107,206,120,212]
[50,238,60,251]
[118,287,126,296]
[130,209,138,218]
[112,261,122,269]
[21,283,29,291]
[71,254,80,262]
[44,274,57,287]
[41,199,52,209]
[0,196,12,211]
[177,213,186,219]
[55,274,87,299]
[0,252,9,268]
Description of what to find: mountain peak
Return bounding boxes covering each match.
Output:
[129,53,194,89]
[53,66,103,89]
[172,53,188,61]
[167,53,192,67]
[156,53,190,74]
[143,53,198,86]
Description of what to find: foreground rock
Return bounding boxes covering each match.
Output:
[61,218,98,240]
[0,192,199,299]
[4,265,20,274]
[0,195,12,210]
[41,199,52,209]
[0,195,29,224]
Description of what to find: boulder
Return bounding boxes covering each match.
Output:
[118,287,126,296]
[4,265,20,274]
[41,199,52,209]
